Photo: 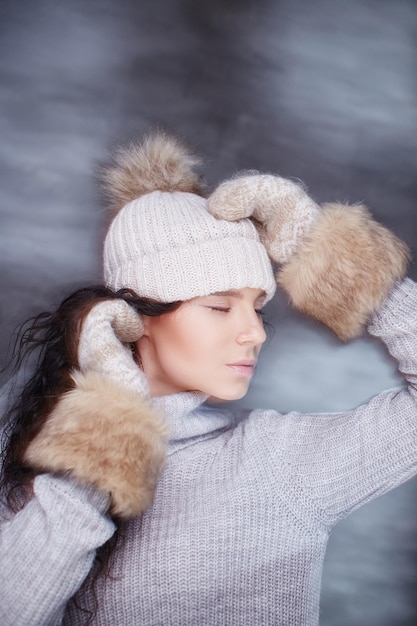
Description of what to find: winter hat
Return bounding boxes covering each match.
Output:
[101,132,276,303]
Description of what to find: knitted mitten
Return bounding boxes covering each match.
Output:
[77,299,150,397]
[208,174,410,340]
[24,300,167,519]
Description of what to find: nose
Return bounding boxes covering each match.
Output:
[236,310,267,346]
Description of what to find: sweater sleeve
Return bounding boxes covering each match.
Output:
[255,278,417,527]
[0,474,115,626]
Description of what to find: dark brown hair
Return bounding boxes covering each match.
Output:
[0,285,180,622]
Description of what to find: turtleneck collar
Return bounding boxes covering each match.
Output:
[152,390,236,444]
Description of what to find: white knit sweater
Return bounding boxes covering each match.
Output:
[1,279,417,626]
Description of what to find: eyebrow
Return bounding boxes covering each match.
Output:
[212,290,267,300]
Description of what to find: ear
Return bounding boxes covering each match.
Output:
[139,314,153,337]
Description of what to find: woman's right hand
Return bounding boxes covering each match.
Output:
[77,298,150,397]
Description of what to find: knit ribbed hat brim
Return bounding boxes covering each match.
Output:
[103,191,276,303]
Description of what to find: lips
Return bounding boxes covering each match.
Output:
[226,359,257,376]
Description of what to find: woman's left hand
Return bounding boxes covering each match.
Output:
[208,174,410,340]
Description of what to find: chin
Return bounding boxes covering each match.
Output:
[207,386,249,403]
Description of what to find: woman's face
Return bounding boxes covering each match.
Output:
[136,287,267,400]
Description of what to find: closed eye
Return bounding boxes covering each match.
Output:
[209,307,265,320]
[208,307,231,313]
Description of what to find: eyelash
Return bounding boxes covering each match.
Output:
[209,307,231,313]
[209,307,264,318]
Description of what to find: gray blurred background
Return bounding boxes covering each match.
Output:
[1,0,416,623]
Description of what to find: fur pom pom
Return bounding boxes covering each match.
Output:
[277,203,410,341]
[24,370,168,519]
[100,131,203,213]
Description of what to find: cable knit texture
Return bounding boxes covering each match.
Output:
[1,279,417,626]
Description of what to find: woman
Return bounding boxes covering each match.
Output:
[0,132,416,625]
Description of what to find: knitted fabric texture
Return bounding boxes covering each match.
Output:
[78,299,149,397]
[103,190,276,303]
[208,174,321,264]
[1,279,417,626]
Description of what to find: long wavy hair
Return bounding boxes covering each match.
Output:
[0,285,180,622]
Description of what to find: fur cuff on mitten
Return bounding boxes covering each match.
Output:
[24,370,168,519]
[277,203,410,340]
[208,175,410,341]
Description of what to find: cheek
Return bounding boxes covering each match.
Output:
[154,313,222,378]
[152,315,204,371]
[144,312,251,399]
[168,325,216,372]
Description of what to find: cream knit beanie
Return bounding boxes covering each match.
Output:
[102,133,276,303]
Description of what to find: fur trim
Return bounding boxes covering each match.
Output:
[100,131,203,213]
[277,203,410,341]
[24,370,168,519]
